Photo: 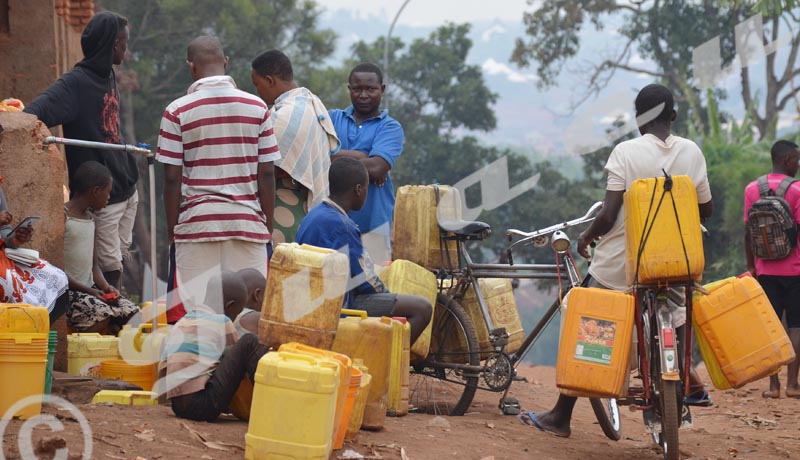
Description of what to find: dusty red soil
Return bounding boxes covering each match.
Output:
[2,366,800,460]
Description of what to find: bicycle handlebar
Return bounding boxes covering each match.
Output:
[506,201,603,250]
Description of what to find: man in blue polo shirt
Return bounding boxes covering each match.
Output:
[329,62,404,264]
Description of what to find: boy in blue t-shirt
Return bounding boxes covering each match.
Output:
[297,158,431,345]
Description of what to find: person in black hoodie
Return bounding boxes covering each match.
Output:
[25,11,137,289]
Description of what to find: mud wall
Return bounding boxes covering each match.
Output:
[0,111,69,370]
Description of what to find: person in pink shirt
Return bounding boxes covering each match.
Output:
[744,139,800,399]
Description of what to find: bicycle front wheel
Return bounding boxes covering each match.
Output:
[654,380,681,460]
[409,293,480,416]
[590,397,622,441]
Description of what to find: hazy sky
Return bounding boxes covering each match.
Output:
[315,0,532,27]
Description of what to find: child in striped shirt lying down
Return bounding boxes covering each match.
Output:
[159,271,268,422]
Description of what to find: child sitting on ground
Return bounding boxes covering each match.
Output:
[232,268,266,337]
[64,161,138,334]
[161,270,268,422]
[296,157,432,345]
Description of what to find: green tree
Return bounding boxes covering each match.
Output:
[512,0,800,140]
[320,24,595,256]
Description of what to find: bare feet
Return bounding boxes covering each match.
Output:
[785,386,800,398]
[762,389,780,399]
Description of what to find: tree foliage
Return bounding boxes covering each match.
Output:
[98,0,336,145]
[512,0,800,140]
[315,24,599,257]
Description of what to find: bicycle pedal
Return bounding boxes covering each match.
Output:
[499,397,521,416]
[643,409,661,434]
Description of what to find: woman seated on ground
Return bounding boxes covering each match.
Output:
[0,140,69,321]
[64,161,138,335]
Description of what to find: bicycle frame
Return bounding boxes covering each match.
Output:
[629,282,695,407]
[434,202,602,378]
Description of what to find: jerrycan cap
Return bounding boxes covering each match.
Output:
[380,316,393,325]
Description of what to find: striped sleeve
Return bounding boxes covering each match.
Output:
[156,108,184,166]
[257,108,281,163]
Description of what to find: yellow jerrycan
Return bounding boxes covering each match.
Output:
[387,317,410,417]
[332,311,393,430]
[378,259,437,360]
[0,304,49,333]
[461,278,525,357]
[245,351,340,460]
[259,243,349,350]
[278,342,352,449]
[392,185,462,269]
[67,333,120,377]
[693,275,795,388]
[624,175,704,285]
[556,287,635,398]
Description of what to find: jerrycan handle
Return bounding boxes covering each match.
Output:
[341,309,367,319]
[133,323,168,353]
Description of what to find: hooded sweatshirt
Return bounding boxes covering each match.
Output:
[24,12,138,204]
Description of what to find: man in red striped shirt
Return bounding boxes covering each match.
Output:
[157,36,279,311]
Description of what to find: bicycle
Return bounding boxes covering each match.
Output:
[408,201,622,441]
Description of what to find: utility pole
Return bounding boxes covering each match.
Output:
[383,0,411,110]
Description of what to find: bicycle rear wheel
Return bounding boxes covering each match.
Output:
[409,293,480,416]
[590,398,622,441]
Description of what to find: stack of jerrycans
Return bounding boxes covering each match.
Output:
[258,243,349,350]
[332,311,393,430]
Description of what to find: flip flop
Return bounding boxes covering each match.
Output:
[685,389,713,407]
[518,410,545,431]
[517,411,570,437]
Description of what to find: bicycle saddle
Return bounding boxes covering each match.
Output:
[439,220,492,240]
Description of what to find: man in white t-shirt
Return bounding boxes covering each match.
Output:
[521,84,713,437]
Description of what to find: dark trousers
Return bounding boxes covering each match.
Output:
[170,334,267,422]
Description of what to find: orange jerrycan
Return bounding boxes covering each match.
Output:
[392,185,462,269]
[387,317,410,417]
[345,359,371,441]
[694,276,795,388]
[332,311,393,430]
[557,287,635,398]
[259,243,349,350]
[378,259,437,361]
[245,351,340,460]
[625,175,704,285]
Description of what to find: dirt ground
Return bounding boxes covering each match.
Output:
[2,365,800,460]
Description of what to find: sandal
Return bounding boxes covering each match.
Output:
[685,388,713,407]
[517,411,570,438]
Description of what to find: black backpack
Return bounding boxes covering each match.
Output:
[747,175,798,260]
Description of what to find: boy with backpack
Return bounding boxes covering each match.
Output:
[744,139,800,399]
